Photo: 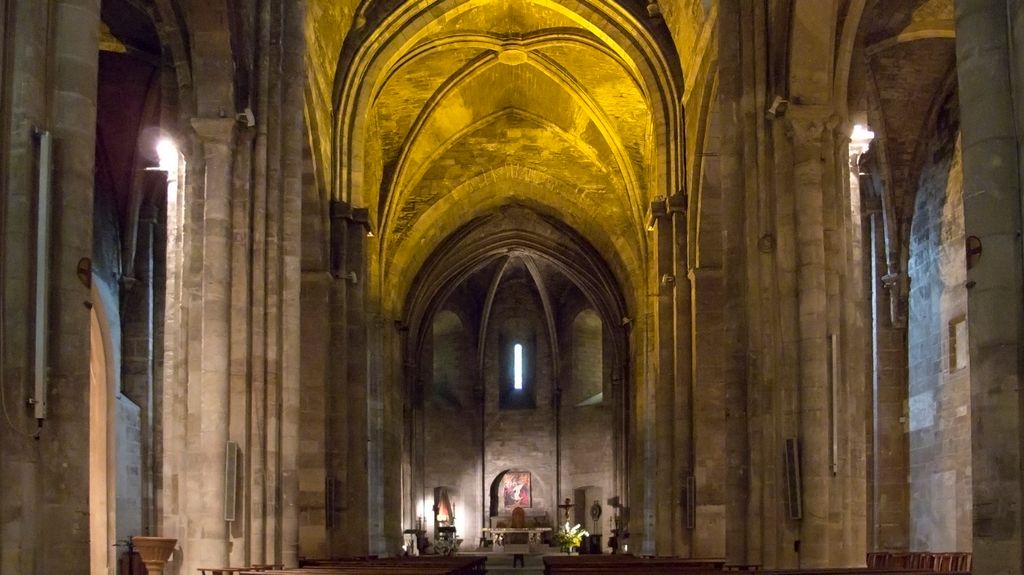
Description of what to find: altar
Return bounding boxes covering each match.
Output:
[481,526,551,546]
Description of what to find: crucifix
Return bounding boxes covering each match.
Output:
[557,498,574,523]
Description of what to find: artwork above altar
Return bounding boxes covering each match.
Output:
[499,471,531,510]
[488,470,552,529]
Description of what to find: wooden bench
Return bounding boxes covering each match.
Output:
[867,552,971,572]
[241,556,486,575]
[543,555,725,574]
[542,555,970,575]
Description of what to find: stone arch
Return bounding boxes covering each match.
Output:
[386,165,642,317]
[489,468,545,517]
[331,0,685,214]
[403,208,628,378]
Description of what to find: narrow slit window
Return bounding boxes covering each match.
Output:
[513,343,523,390]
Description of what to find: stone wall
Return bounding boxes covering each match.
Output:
[559,303,615,543]
[482,274,557,525]
[866,202,910,551]
[907,100,971,551]
[421,308,482,542]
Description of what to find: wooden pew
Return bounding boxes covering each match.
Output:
[241,555,486,575]
[867,551,971,572]
[542,555,969,575]
[543,555,725,574]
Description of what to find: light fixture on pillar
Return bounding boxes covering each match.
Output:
[156,138,179,172]
[766,95,789,119]
[850,124,875,156]
[236,107,256,127]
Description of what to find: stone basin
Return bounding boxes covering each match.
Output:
[132,536,177,575]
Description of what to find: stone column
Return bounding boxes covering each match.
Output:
[716,2,756,562]
[840,129,869,566]
[345,208,370,555]
[227,127,253,569]
[670,195,693,558]
[325,201,372,556]
[40,1,101,572]
[248,0,272,563]
[788,107,831,567]
[326,201,350,556]
[955,3,1024,573]
[184,117,235,574]
[280,0,306,565]
[122,172,165,536]
[651,199,676,556]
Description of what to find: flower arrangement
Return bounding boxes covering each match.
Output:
[553,522,589,554]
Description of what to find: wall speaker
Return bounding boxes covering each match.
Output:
[784,438,802,520]
[224,441,239,522]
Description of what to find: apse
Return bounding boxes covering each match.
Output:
[404,207,627,547]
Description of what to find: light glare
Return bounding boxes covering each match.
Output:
[157,138,179,172]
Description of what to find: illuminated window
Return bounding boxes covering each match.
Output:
[500,335,534,409]
[513,343,523,390]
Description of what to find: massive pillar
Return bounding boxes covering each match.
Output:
[0,1,100,572]
[652,199,676,556]
[326,202,370,556]
[670,195,694,559]
[42,0,102,572]
[185,117,236,573]
[326,203,350,556]
[955,3,1024,573]
[788,108,832,568]
[280,2,306,565]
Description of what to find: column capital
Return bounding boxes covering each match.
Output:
[190,117,237,145]
[645,196,669,230]
[667,193,687,214]
[785,105,836,143]
[330,200,370,227]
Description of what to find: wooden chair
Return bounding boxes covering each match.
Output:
[505,506,530,567]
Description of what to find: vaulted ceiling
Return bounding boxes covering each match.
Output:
[367,3,655,279]
[304,0,713,315]
[852,0,956,223]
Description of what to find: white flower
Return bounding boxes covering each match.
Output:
[555,521,589,549]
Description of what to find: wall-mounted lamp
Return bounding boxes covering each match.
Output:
[156,138,179,172]
[766,95,789,119]
[236,107,256,127]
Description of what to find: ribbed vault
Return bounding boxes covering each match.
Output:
[403,206,628,374]
[329,0,686,315]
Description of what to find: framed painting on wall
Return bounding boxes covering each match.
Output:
[501,470,531,509]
